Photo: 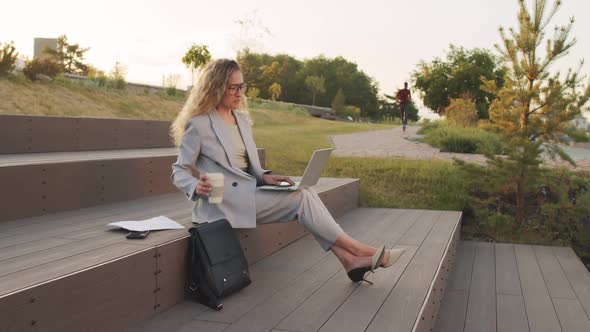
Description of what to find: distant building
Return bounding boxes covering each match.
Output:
[34,38,58,60]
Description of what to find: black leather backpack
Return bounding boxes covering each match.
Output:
[187,219,251,310]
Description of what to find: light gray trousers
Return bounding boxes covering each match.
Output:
[255,187,344,251]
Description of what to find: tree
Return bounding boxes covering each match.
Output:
[305,75,326,105]
[446,98,479,127]
[331,88,346,113]
[482,0,589,224]
[182,44,211,85]
[412,45,506,118]
[268,82,282,101]
[246,87,260,99]
[44,35,90,75]
[0,41,18,77]
[237,50,380,117]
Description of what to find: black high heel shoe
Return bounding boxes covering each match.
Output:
[347,267,375,284]
[346,245,385,284]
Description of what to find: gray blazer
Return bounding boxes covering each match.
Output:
[171,109,270,228]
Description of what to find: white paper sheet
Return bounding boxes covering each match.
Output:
[107,215,185,232]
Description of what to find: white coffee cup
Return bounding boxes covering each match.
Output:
[207,173,224,204]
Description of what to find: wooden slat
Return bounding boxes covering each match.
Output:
[277,211,429,331]
[172,320,229,332]
[552,246,590,320]
[129,301,209,332]
[196,208,392,325]
[0,237,76,262]
[448,241,476,292]
[0,157,179,222]
[0,247,156,332]
[495,242,522,295]
[224,210,420,332]
[0,235,129,278]
[464,242,496,332]
[0,148,178,167]
[0,147,265,167]
[274,210,417,332]
[365,211,458,332]
[534,245,577,299]
[0,115,173,154]
[0,198,188,263]
[320,245,418,332]
[0,196,185,250]
[553,298,590,332]
[2,195,186,236]
[433,290,469,332]
[28,248,156,331]
[154,238,190,313]
[515,244,562,332]
[414,211,461,332]
[0,192,182,233]
[0,242,150,296]
[316,211,425,332]
[497,293,529,332]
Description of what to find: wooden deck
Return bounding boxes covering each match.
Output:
[434,241,590,332]
[134,207,462,332]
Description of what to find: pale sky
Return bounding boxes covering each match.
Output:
[3,0,589,119]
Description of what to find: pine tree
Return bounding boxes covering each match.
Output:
[44,35,90,75]
[482,0,589,223]
[0,41,18,77]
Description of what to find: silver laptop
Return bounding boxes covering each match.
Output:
[258,148,333,191]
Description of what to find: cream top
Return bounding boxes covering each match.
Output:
[228,124,249,170]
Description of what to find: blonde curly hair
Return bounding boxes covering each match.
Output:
[171,59,249,146]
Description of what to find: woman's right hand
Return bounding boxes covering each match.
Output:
[195,174,212,197]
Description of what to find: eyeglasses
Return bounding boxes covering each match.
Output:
[227,83,247,95]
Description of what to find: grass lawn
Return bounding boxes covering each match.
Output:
[250,106,470,212]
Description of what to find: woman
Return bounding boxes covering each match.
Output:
[170,59,404,283]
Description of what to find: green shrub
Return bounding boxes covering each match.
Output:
[88,67,108,88]
[417,119,441,135]
[107,78,126,90]
[0,41,18,77]
[22,58,62,80]
[462,160,590,259]
[166,87,177,96]
[445,98,479,127]
[566,126,590,143]
[423,123,504,154]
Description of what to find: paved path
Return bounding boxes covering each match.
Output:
[331,126,590,172]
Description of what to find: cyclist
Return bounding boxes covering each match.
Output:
[396,82,411,131]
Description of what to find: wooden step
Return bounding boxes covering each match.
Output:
[434,241,590,332]
[0,148,265,222]
[0,114,173,154]
[0,177,359,332]
[134,208,462,332]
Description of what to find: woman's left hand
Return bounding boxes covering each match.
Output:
[262,174,295,186]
